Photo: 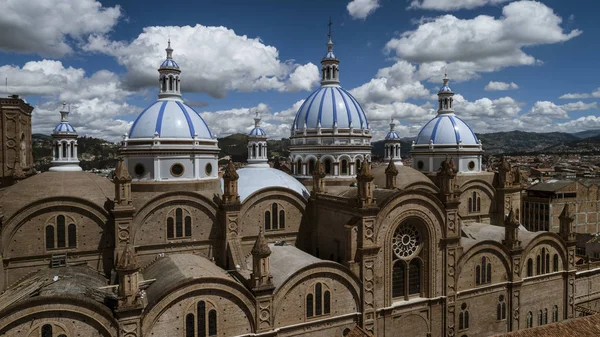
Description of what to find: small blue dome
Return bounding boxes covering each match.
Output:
[324,51,336,59]
[293,86,368,130]
[129,100,213,139]
[249,127,266,137]
[439,85,452,93]
[385,131,400,140]
[53,122,76,134]
[415,114,478,146]
[160,59,179,69]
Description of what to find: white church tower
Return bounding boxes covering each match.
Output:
[247,110,269,168]
[49,103,81,172]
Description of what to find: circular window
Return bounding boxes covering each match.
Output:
[468,161,476,171]
[417,161,424,170]
[461,303,467,310]
[205,163,213,176]
[392,224,422,259]
[170,163,184,177]
[134,163,145,177]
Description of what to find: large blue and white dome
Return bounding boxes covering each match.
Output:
[415,114,478,145]
[292,86,368,130]
[128,100,213,139]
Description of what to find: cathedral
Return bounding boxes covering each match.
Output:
[1,31,599,337]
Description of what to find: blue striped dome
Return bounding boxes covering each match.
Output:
[439,85,452,93]
[129,100,213,139]
[160,59,179,69]
[53,122,76,134]
[325,51,335,59]
[385,131,400,140]
[416,114,478,145]
[249,127,266,137]
[293,86,368,130]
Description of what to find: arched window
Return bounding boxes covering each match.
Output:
[552,305,559,322]
[497,295,506,320]
[62,142,67,158]
[324,159,332,174]
[167,208,192,239]
[536,255,541,275]
[527,258,533,277]
[545,252,550,274]
[408,259,421,295]
[469,191,481,213]
[208,310,217,336]
[169,77,173,91]
[306,282,331,318]
[355,159,362,172]
[538,310,543,326]
[544,308,548,325]
[162,76,167,91]
[57,215,66,248]
[476,256,492,285]
[296,160,302,175]
[68,224,76,248]
[46,225,55,249]
[341,159,348,175]
[527,311,533,328]
[553,254,559,272]
[252,144,257,158]
[41,324,53,337]
[459,303,469,330]
[391,222,425,300]
[186,313,195,337]
[308,159,315,174]
[392,261,405,298]
[197,301,206,337]
[265,204,284,231]
[258,143,262,158]
[475,265,481,286]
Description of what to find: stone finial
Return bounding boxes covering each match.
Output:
[252,227,271,257]
[385,158,398,189]
[503,207,521,250]
[356,160,373,181]
[559,204,576,242]
[11,158,25,180]
[113,157,132,182]
[312,159,326,194]
[116,243,138,271]
[223,160,239,181]
[505,208,519,227]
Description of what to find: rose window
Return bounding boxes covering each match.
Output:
[392,224,421,259]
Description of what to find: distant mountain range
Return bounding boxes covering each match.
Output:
[32,129,600,171]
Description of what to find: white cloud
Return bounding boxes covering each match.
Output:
[84,25,320,98]
[527,101,568,119]
[484,81,519,91]
[0,0,121,57]
[347,0,381,20]
[454,94,522,118]
[555,115,600,133]
[560,101,598,111]
[409,0,510,11]
[385,1,581,82]
[559,88,600,99]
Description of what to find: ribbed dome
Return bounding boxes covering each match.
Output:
[160,59,179,69]
[385,131,400,140]
[53,122,76,134]
[415,114,478,145]
[292,86,368,130]
[128,100,213,139]
[249,127,266,137]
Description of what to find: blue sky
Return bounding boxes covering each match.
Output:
[1,0,599,141]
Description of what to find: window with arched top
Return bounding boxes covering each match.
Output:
[265,203,285,231]
[475,256,492,285]
[527,311,533,328]
[355,159,362,172]
[306,282,331,318]
[497,295,506,320]
[324,159,332,175]
[37,323,67,337]
[166,208,192,240]
[185,300,218,337]
[544,308,548,325]
[296,160,302,175]
[45,215,76,250]
[536,247,551,275]
[538,310,543,326]
[527,258,533,277]
[308,159,315,174]
[341,159,348,175]
[459,303,470,330]
[552,305,559,322]
[468,191,481,213]
[391,222,427,300]
[553,254,559,272]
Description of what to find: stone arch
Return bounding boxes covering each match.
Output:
[0,297,119,337]
[456,242,511,290]
[460,179,496,215]
[521,233,568,274]
[338,154,352,175]
[142,278,256,336]
[1,197,111,258]
[272,262,361,326]
[376,190,446,306]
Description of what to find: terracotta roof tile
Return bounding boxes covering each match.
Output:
[494,314,600,337]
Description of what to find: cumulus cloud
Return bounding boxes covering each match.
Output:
[560,101,598,111]
[347,0,381,20]
[385,1,581,82]
[559,88,600,99]
[527,101,569,119]
[84,25,320,98]
[484,81,519,91]
[409,0,510,11]
[0,0,121,57]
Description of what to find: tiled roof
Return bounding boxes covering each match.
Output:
[493,314,600,337]
[346,325,373,337]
